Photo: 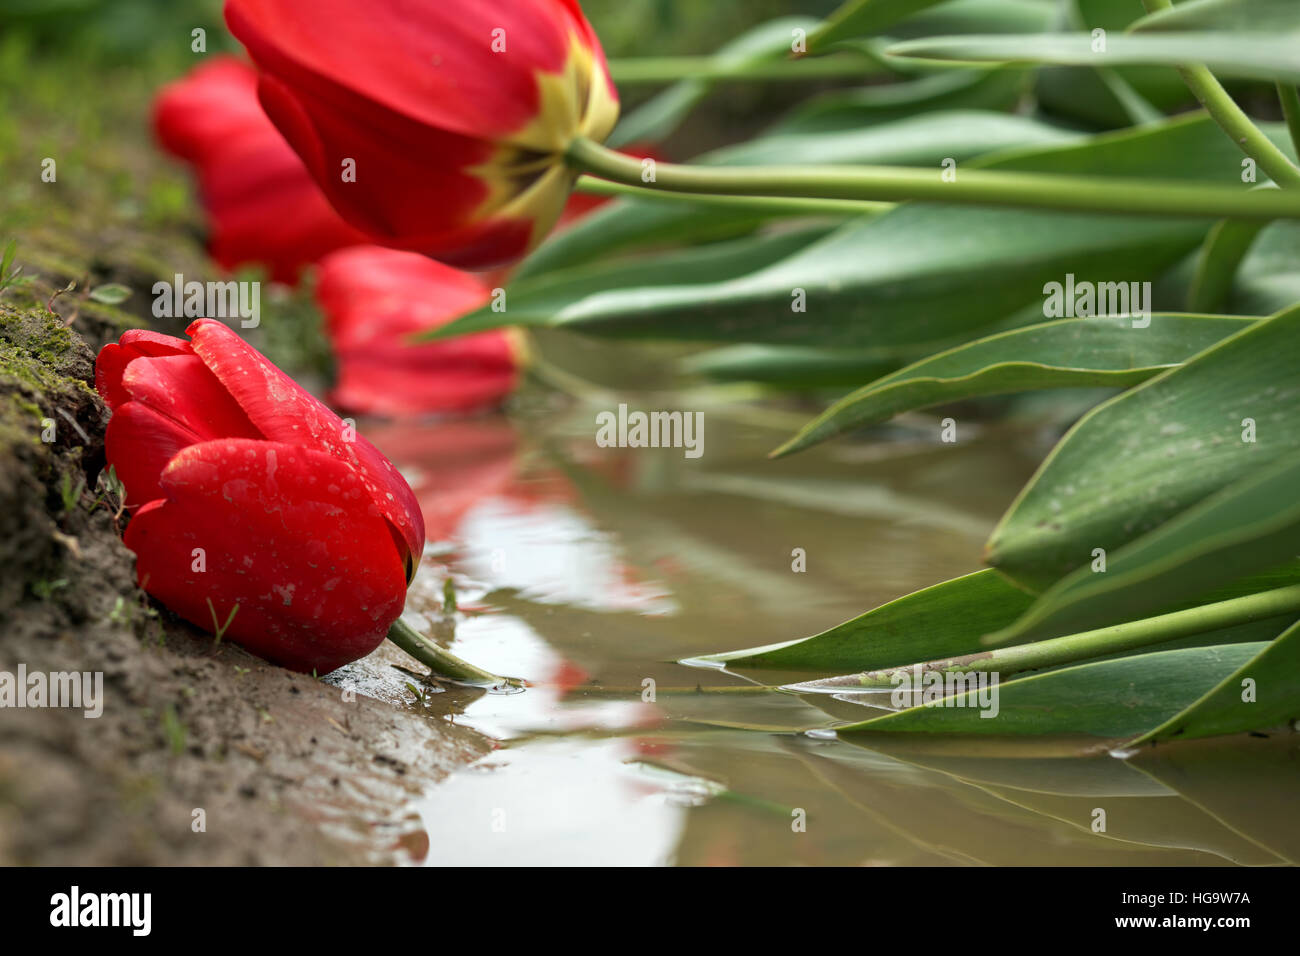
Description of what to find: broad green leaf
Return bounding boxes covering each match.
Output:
[685,569,1035,673]
[771,69,1030,135]
[684,344,902,390]
[468,226,835,334]
[1187,215,1270,313]
[836,642,1267,738]
[788,599,1295,696]
[1228,220,1300,314]
[520,109,1079,279]
[887,0,1057,39]
[887,31,1300,85]
[1132,0,1299,33]
[986,303,1300,592]
[1133,617,1300,744]
[1033,0,1192,129]
[459,203,1200,347]
[516,197,847,283]
[608,17,820,148]
[445,115,1248,347]
[772,314,1254,457]
[809,0,950,52]
[701,109,1077,167]
[994,453,1300,643]
[980,115,1296,178]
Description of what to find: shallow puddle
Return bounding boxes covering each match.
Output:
[334,384,1300,866]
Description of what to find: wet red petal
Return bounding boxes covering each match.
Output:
[124,438,408,673]
[105,402,204,509]
[121,353,263,442]
[226,0,579,141]
[94,331,192,410]
[185,319,425,560]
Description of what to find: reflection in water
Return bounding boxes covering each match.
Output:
[346,407,1300,867]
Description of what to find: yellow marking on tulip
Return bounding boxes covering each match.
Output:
[465,33,620,253]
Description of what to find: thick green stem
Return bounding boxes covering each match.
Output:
[787,584,1300,691]
[566,137,1300,221]
[1141,0,1300,189]
[386,617,511,687]
[573,175,889,217]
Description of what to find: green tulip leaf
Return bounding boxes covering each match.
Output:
[836,642,1268,738]
[992,452,1300,643]
[1186,214,1272,313]
[442,115,1258,348]
[452,226,835,340]
[1132,0,1300,34]
[1133,616,1300,744]
[685,568,1035,674]
[986,303,1300,592]
[770,68,1030,135]
[608,17,821,148]
[1227,220,1300,315]
[809,0,950,52]
[887,30,1300,86]
[772,314,1255,457]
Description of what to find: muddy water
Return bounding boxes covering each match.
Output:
[338,385,1300,867]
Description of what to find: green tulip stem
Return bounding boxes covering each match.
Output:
[565,136,1300,221]
[788,584,1300,691]
[1140,0,1300,189]
[573,175,889,217]
[386,617,512,688]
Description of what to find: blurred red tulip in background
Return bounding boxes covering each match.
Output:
[153,56,370,284]
[316,246,521,418]
[96,320,424,673]
[225,0,619,268]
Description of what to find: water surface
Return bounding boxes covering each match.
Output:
[339,384,1299,867]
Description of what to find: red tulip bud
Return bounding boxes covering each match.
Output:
[96,320,425,674]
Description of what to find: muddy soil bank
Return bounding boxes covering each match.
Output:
[0,299,490,866]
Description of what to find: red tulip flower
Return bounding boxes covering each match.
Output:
[153,56,370,284]
[96,320,425,674]
[316,246,521,417]
[224,0,619,268]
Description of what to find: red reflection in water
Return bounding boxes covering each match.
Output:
[365,418,521,543]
